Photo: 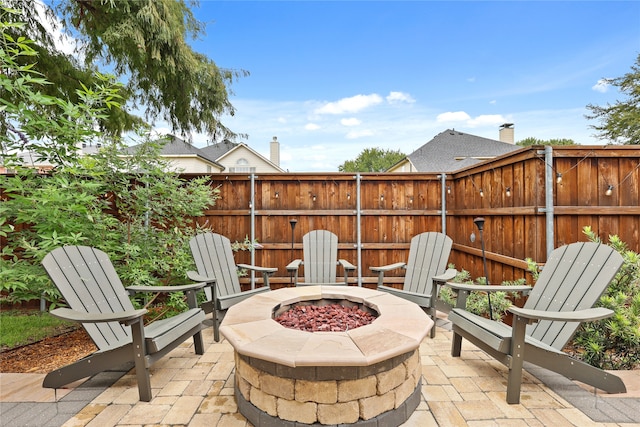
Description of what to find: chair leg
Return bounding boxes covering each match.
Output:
[451,331,463,357]
[130,319,152,402]
[506,315,527,404]
[193,330,205,355]
[428,306,437,338]
[213,308,220,342]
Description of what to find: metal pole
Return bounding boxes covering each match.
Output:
[356,173,362,286]
[544,146,555,259]
[440,173,447,234]
[250,173,256,289]
[474,217,493,320]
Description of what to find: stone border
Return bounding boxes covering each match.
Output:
[238,351,414,381]
[235,377,423,427]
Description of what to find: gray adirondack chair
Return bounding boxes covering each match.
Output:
[187,232,277,342]
[370,232,457,338]
[42,246,206,402]
[286,230,357,286]
[446,241,627,404]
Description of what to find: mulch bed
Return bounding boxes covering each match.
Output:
[0,328,96,374]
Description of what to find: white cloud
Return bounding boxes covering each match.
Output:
[305,123,320,130]
[35,0,78,56]
[386,91,415,104]
[436,111,507,128]
[277,117,287,123]
[346,129,375,139]
[592,79,610,93]
[467,77,476,83]
[314,94,383,115]
[468,114,508,127]
[341,118,361,126]
[489,100,497,105]
[436,111,471,122]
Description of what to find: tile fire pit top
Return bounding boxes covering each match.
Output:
[219,285,433,367]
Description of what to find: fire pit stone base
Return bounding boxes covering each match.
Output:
[235,349,422,426]
[220,286,434,426]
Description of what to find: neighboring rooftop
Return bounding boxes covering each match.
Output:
[388,127,523,173]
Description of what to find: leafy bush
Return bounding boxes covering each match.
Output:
[571,227,640,370]
[0,11,219,315]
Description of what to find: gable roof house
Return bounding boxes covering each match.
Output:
[199,136,285,173]
[387,124,521,173]
[124,136,224,173]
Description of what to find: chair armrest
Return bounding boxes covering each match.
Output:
[286,259,303,271]
[338,259,357,284]
[338,259,357,271]
[370,262,406,286]
[508,306,614,323]
[186,271,216,284]
[237,264,278,275]
[50,307,147,324]
[443,282,532,310]
[369,262,406,273]
[444,282,533,294]
[433,268,458,283]
[127,282,207,293]
[237,264,277,288]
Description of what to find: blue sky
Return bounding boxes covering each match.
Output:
[161,1,639,172]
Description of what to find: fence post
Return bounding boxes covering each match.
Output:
[250,173,256,289]
[440,173,447,234]
[544,146,555,258]
[355,173,362,286]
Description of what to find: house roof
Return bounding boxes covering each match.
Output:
[200,141,285,172]
[397,129,522,172]
[198,140,239,160]
[124,136,224,170]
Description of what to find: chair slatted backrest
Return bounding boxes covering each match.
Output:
[525,242,623,351]
[303,230,339,283]
[42,246,133,351]
[404,232,453,294]
[189,232,242,298]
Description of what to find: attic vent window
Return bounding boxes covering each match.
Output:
[230,158,255,173]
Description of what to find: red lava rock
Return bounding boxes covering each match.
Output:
[274,304,376,332]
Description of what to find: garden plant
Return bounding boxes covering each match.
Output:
[0,7,218,317]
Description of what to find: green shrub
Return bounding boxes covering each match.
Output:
[0,15,219,316]
[571,227,640,370]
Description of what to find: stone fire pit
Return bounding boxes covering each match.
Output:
[220,285,433,426]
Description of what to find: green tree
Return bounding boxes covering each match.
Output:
[3,0,246,139]
[516,137,576,146]
[586,54,640,145]
[338,147,406,172]
[0,8,218,307]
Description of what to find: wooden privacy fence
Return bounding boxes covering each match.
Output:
[187,145,640,289]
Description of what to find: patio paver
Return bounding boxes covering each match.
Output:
[1,315,639,426]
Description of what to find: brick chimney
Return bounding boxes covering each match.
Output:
[499,123,514,144]
[270,136,280,166]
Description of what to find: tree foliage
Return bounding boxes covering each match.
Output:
[338,147,406,172]
[0,8,219,307]
[586,54,640,145]
[516,137,576,147]
[0,6,122,167]
[3,0,245,140]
